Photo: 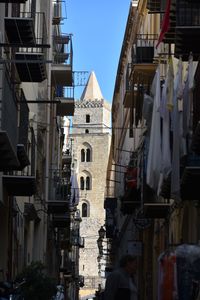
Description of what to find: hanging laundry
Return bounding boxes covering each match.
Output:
[157,251,178,300]
[146,66,162,194]
[158,57,173,195]
[171,58,183,200]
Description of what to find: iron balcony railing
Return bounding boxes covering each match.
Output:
[132,34,158,64]
[52,34,73,67]
[49,169,71,202]
[147,0,167,13]
[5,12,48,50]
[1,68,18,149]
[55,86,74,99]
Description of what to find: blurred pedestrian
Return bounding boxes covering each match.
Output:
[104,254,138,300]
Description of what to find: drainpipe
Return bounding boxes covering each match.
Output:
[44,0,53,265]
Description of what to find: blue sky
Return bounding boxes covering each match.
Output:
[63,0,131,103]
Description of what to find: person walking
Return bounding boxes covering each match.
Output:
[104,254,138,300]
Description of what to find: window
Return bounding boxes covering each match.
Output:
[80,177,84,190]
[81,143,92,162]
[85,129,89,134]
[86,176,90,190]
[86,149,91,162]
[81,149,85,162]
[86,114,90,123]
[82,203,88,217]
[80,171,92,190]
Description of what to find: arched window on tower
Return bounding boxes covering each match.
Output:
[86,149,91,162]
[80,176,84,190]
[82,203,88,217]
[81,149,85,162]
[86,176,90,190]
[81,143,92,162]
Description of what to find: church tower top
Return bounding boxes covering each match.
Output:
[81,71,104,101]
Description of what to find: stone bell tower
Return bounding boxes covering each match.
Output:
[70,71,111,298]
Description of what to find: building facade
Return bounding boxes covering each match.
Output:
[70,71,111,299]
[0,1,80,299]
[105,0,200,299]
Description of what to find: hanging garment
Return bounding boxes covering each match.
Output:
[182,55,194,141]
[171,58,183,200]
[158,252,178,300]
[146,67,162,194]
[158,58,173,195]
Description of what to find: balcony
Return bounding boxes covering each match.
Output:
[3,175,36,196]
[126,35,157,103]
[147,0,167,13]
[3,12,48,82]
[48,169,71,201]
[47,169,71,214]
[55,87,74,116]
[62,149,72,166]
[133,34,157,64]
[0,131,19,171]
[51,35,73,87]
[52,0,62,25]
[15,53,47,82]
[175,0,200,60]
[0,87,30,171]
[0,73,19,171]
